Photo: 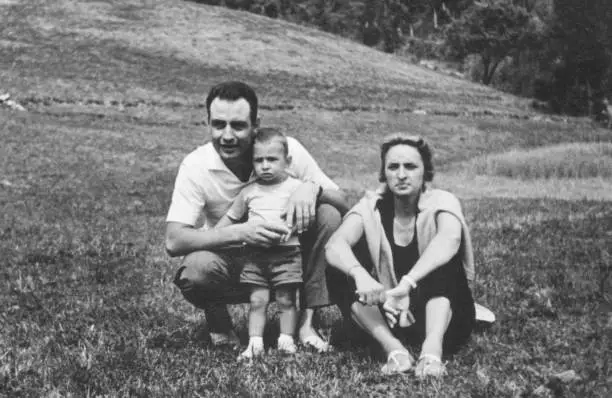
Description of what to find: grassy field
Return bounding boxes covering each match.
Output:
[1,0,611,396]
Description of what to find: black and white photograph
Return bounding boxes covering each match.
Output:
[1,0,610,396]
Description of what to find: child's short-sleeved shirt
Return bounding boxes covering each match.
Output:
[226,177,303,246]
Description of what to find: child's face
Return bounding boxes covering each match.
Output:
[252,139,290,184]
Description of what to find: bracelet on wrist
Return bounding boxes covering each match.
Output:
[402,275,417,289]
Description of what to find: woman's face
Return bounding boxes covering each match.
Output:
[384,144,425,198]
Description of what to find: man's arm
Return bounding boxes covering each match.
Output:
[165,159,284,256]
[166,188,248,256]
[285,138,350,232]
[166,192,292,257]
[318,187,350,215]
[165,220,293,257]
[165,222,246,257]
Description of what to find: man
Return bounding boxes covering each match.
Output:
[165,81,348,351]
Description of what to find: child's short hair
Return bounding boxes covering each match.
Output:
[253,127,289,156]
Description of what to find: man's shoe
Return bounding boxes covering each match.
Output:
[210,329,240,348]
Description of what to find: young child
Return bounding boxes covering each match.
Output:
[215,127,304,360]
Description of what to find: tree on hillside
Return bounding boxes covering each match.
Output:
[358,0,407,52]
[444,1,537,85]
[543,0,612,115]
[360,0,450,52]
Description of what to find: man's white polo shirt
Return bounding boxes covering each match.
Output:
[166,137,339,230]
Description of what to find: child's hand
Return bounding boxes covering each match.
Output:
[281,223,297,242]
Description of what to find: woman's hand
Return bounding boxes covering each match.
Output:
[383,283,415,328]
[353,268,386,306]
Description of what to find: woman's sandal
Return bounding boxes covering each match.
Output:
[414,354,447,378]
[381,349,414,375]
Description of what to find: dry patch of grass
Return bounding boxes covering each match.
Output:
[437,174,612,202]
[461,142,612,179]
[436,142,612,202]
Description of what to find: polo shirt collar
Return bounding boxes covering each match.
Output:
[207,145,258,182]
[207,145,232,171]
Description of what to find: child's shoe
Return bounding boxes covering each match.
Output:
[237,336,264,361]
[277,334,297,355]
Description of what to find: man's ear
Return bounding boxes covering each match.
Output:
[254,117,260,128]
[286,155,293,165]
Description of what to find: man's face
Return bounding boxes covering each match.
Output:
[209,98,255,163]
[252,139,290,184]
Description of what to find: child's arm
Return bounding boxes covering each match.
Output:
[215,191,247,228]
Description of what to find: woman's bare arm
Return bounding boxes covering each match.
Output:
[324,213,365,274]
[325,213,387,305]
[399,211,462,287]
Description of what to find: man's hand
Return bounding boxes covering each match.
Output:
[284,181,319,235]
[240,220,291,248]
[353,268,386,306]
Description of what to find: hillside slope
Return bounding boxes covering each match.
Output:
[1,0,528,115]
[3,0,610,202]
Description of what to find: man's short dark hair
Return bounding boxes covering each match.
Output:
[206,81,258,125]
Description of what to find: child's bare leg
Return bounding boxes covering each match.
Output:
[248,287,270,338]
[276,285,298,335]
[238,287,269,360]
[275,285,298,354]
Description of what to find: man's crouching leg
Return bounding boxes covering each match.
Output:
[173,249,249,346]
[298,203,342,351]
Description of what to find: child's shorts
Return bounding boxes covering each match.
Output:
[239,245,302,288]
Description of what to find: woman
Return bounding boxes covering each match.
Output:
[325,134,476,377]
